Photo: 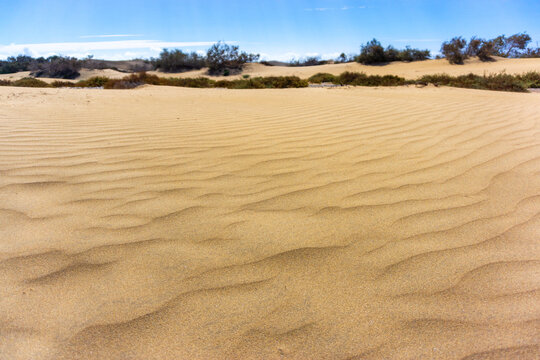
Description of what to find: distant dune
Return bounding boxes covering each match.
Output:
[1,57,540,84]
[0,85,539,359]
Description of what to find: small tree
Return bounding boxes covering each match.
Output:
[441,37,468,64]
[357,39,387,64]
[206,42,259,75]
[492,33,532,57]
[337,53,348,63]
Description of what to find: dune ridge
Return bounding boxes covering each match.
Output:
[1,57,540,83]
[0,85,539,359]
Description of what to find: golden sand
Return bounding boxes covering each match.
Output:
[0,85,539,359]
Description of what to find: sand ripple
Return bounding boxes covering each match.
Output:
[0,86,539,359]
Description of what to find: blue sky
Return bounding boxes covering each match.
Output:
[1,0,539,60]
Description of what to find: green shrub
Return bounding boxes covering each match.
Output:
[162,77,215,88]
[214,76,307,89]
[0,79,13,86]
[516,72,540,88]
[337,72,408,86]
[12,77,51,87]
[308,73,338,83]
[77,76,110,87]
[417,73,528,92]
[50,80,74,87]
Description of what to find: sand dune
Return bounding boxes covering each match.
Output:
[1,57,540,84]
[153,57,540,80]
[0,85,539,359]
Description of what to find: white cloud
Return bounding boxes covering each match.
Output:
[80,34,143,38]
[0,40,224,59]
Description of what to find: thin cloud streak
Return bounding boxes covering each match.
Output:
[80,34,144,38]
[0,40,223,58]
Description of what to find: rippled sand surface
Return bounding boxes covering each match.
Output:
[0,86,539,359]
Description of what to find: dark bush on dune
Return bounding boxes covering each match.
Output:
[288,57,328,67]
[356,39,430,65]
[153,49,206,72]
[0,55,35,74]
[337,72,408,86]
[32,56,82,79]
[0,79,13,86]
[441,37,468,64]
[308,73,338,83]
[396,47,431,62]
[492,33,532,58]
[206,42,260,75]
[357,39,387,64]
[442,33,538,64]
[466,37,495,61]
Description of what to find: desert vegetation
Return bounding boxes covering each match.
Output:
[2,34,539,79]
[356,39,431,64]
[288,57,329,67]
[152,49,206,72]
[206,42,260,75]
[441,32,538,64]
[4,71,537,93]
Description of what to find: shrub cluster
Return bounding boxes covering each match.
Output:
[0,55,35,74]
[308,73,338,83]
[0,77,52,87]
[2,71,538,93]
[337,72,409,86]
[308,72,409,86]
[441,33,539,64]
[31,56,82,79]
[152,49,206,72]
[288,57,329,67]
[206,42,260,75]
[215,76,307,89]
[417,73,530,92]
[356,39,431,64]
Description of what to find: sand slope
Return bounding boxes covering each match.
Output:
[0,86,539,359]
